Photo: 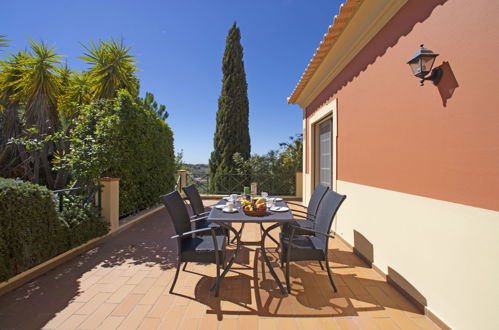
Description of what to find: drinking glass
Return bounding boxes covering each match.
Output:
[266,198,274,209]
[261,192,268,199]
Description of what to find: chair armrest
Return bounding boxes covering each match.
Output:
[171,227,213,239]
[288,224,335,239]
[190,215,209,222]
[190,212,209,219]
[291,209,316,219]
[291,213,308,219]
[286,201,307,208]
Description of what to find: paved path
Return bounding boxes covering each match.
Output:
[0,201,440,329]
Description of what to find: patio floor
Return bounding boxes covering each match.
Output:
[0,200,440,329]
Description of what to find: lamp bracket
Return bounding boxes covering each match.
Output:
[420,67,443,86]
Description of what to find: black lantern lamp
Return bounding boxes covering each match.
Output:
[407,44,443,86]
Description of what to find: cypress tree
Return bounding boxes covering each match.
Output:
[209,22,251,193]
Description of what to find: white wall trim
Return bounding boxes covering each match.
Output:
[295,0,408,108]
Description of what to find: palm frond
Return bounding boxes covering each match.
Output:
[0,34,8,48]
[20,40,63,133]
[79,38,139,100]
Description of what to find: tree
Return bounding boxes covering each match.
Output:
[80,38,139,100]
[0,51,26,175]
[143,92,168,120]
[232,134,303,195]
[17,40,62,134]
[3,41,64,187]
[209,22,251,193]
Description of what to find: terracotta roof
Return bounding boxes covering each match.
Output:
[288,0,364,104]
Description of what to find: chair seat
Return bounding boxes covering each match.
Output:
[195,219,227,236]
[280,233,326,261]
[181,235,226,263]
[195,219,219,230]
[282,219,314,236]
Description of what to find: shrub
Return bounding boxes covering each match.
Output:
[0,179,68,281]
[58,193,108,248]
[0,179,109,282]
[67,90,175,217]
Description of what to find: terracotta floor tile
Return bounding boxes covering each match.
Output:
[200,312,221,330]
[177,317,201,330]
[410,317,441,329]
[97,316,125,330]
[103,276,132,293]
[112,294,145,316]
[219,318,239,330]
[132,278,157,294]
[258,317,277,330]
[118,304,152,330]
[108,284,137,303]
[56,314,87,329]
[127,270,151,285]
[139,286,165,305]
[238,315,258,330]
[42,302,85,329]
[73,283,107,303]
[373,318,401,330]
[157,305,185,330]
[147,295,175,318]
[78,302,117,329]
[336,317,360,330]
[79,275,103,290]
[138,317,161,330]
[75,292,112,315]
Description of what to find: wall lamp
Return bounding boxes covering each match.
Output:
[407,44,443,86]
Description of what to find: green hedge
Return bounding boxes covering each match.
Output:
[0,179,108,282]
[69,91,175,217]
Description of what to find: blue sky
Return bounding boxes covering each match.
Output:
[3,0,342,164]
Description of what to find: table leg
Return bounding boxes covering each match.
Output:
[260,223,279,246]
[231,223,245,244]
[211,222,241,295]
[261,222,287,295]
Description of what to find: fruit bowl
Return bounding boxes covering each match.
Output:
[242,208,267,216]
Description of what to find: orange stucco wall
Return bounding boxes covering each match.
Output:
[305,0,499,211]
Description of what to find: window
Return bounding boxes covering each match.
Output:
[318,119,332,187]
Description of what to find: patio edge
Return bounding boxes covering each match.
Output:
[334,233,451,330]
[0,204,164,297]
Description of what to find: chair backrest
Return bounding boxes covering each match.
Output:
[308,184,329,217]
[314,190,346,245]
[182,184,205,216]
[160,191,191,236]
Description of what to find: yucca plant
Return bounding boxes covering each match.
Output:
[80,38,138,100]
[5,40,64,187]
[0,51,27,177]
[58,64,92,120]
[0,51,26,140]
[12,40,62,134]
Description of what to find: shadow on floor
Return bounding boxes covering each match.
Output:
[0,208,178,329]
[171,247,423,321]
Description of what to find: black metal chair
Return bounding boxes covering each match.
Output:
[285,183,329,234]
[160,191,227,296]
[182,184,226,237]
[280,190,346,293]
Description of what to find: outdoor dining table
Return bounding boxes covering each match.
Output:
[207,197,294,295]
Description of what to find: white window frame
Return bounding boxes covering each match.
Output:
[309,99,338,193]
